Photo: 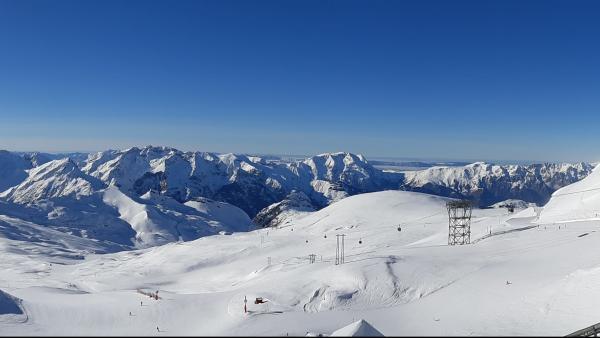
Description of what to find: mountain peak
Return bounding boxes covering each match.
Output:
[1,158,105,204]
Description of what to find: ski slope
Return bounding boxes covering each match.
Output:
[1,190,600,335]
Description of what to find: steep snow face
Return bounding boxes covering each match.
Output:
[305,153,371,183]
[302,152,391,194]
[81,150,120,175]
[403,162,593,206]
[134,152,193,201]
[0,150,31,192]
[86,146,178,191]
[538,164,600,223]
[253,190,316,228]
[0,159,106,204]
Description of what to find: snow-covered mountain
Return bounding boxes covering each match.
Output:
[0,158,105,204]
[3,147,591,216]
[0,150,32,192]
[253,190,316,228]
[0,146,595,251]
[402,161,593,206]
[538,163,600,223]
[0,152,255,250]
[81,146,398,217]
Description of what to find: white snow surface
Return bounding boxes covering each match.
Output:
[539,164,600,223]
[330,319,383,337]
[2,189,599,335]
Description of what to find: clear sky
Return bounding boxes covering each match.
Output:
[0,0,599,162]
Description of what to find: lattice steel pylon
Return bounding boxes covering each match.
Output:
[447,200,473,245]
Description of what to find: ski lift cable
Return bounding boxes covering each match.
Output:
[401,211,445,225]
[551,186,600,198]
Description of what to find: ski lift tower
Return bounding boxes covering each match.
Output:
[447,200,473,245]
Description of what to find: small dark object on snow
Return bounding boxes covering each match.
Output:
[397,226,402,232]
[254,297,267,304]
[506,280,512,285]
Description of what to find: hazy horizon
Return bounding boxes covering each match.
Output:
[3,145,596,166]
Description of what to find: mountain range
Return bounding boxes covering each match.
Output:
[0,146,594,250]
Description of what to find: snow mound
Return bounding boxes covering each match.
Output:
[300,190,448,237]
[330,319,384,337]
[539,164,600,223]
[0,289,23,315]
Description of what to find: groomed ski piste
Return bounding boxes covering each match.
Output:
[3,166,600,336]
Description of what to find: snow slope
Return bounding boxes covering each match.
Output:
[3,189,597,336]
[538,164,600,224]
[0,159,106,204]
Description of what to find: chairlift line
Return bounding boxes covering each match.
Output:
[551,186,600,197]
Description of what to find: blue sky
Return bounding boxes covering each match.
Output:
[0,0,599,162]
